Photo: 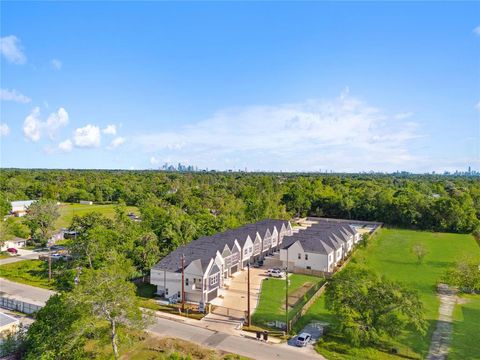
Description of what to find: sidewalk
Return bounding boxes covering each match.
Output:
[145,307,282,344]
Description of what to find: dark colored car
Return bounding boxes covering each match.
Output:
[6,248,18,254]
[253,260,264,268]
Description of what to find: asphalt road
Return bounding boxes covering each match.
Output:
[0,249,45,266]
[148,316,325,360]
[0,278,55,305]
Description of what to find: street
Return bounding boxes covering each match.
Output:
[148,315,325,360]
[0,278,55,306]
[0,249,46,266]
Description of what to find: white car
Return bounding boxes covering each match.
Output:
[295,332,312,347]
[267,268,285,278]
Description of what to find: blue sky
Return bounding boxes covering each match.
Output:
[1,2,479,172]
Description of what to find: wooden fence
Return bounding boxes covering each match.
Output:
[289,281,328,329]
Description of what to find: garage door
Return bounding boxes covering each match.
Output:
[230,264,238,274]
[207,288,218,302]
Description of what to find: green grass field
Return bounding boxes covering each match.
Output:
[0,259,55,290]
[252,273,323,326]
[449,294,480,360]
[295,228,480,360]
[55,203,138,229]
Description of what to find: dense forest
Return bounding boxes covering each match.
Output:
[1,169,479,255]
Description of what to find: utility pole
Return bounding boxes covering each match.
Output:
[285,251,289,333]
[48,244,52,282]
[181,253,185,313]
[247,263,251,327]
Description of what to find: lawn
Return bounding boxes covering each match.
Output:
[252,273,324,326]
[0,259,55,289]
[295,228,480,360]
[449,294,480,360]
[55,203,139,229]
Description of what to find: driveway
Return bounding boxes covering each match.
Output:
[287,321,326,354]
[214,267,266,316]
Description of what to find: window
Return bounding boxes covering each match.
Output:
[210,273,219,286]
[305,254,309,260]
[249,247,253,253]
[298,253,301,259]
[185,278,189,286]
[306,266,311,270]
[244,248,248,256]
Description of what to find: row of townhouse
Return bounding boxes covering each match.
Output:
[150,219,292,304]
[279,218,362,273]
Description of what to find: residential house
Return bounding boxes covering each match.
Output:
[10,200,36,217]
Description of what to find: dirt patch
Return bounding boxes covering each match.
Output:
[281,282,314,308]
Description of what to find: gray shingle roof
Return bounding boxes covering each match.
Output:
[279,219,359,255]
[153,219,289,273]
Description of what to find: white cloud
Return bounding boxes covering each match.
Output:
[134,91,423,172]
[150,156,161,165]
[102,124,117,135]
[0,89,31,103]
[23,107,42,141]
[73,124,101,148]
[22,107,69,141]
[50,58,62,70]
[474,26,480,36]
[0,35,26,64]
[0,123,10,137]
[109,136,125,149]
[58,139,73,153]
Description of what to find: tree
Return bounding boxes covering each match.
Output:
[0,194,11,217]
[326,267,427,346]
[23,294,86,360]
[412,243,428,263]
[23,200,59,245]
[132,231,160,277]
[443,257,480,294]
[70,255,147,359]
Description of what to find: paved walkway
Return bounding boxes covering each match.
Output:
[426,284,458,360]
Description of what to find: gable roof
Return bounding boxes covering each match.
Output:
[153,219,290,273]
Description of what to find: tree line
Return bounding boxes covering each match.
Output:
[1,170,479,241]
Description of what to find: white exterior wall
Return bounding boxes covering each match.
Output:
[271,228,278,249]
[253,234,262,256]
[0,239,26,251]
[354,232,361,243]
[240,236,254,268]
[279,241,333,272]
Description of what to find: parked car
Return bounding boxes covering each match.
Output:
[6,248,18,255]
[253,260,264,268]
[295,332,312,347]
[267,268,285,278]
